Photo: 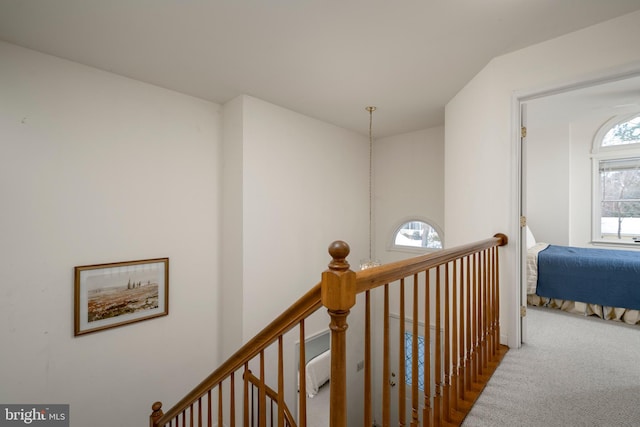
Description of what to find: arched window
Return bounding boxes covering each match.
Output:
[592,113,640,244]
[390,219,443,251]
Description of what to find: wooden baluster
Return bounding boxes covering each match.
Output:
[423,270,432,427]
[251,381,255,427]
[383,283,390,427]
[491,247,497,358]
[479,250,485,373]
[494,245,501,355]
[206,389,211,427]
[218,383,223,427]
[483,249,489,372]
[473,253,482,383]
[150,402,163,427]
[259,351,266,427]
[299,320,307,427]
[494,246,500,356]
[198,396,202,426]
[364,290,372,427]
[484,250,491,369]
[465,255,473,394]
[459,258,467,403]
[451,259,459,417]
[243,364,249,427]
[485,249,492,363]
[230,373,235,427]
[399,278,406,427]
[443,264,451,423]
[494,239,502,352]
[278,336,284,427]
[321,241,356,427]
[411,274,419,427]
[434,266,442,426]
[190,403,194,426]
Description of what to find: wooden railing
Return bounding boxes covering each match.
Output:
[150,234,508,427]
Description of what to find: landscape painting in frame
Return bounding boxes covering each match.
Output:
[74,258,168,336]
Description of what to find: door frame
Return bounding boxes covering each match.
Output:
[511,65,640,346]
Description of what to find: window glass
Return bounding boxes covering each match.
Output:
[593,114,640,243]
[601,115,640,147]
[393,221,442,249]
[404,332,425,391]
[599,157,640,240]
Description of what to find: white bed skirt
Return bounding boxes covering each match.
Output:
[527,294,640,325]
[300,349,331,398]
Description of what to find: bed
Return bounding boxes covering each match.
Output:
[526,228,640,325]
[303,349,331,398]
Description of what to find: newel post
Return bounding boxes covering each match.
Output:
[149,401,163,427]
[321,241,356,427]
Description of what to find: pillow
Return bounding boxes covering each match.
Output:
[525,226,536,250]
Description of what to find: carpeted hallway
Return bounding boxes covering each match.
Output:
[462,306,640,427]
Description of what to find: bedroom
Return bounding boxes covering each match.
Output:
[524,73,640,326]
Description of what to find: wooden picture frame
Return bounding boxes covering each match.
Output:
[74,258,169,336]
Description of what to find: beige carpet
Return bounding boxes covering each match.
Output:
[305,381,329,426]
[462,306,640,427]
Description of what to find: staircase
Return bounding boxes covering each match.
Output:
[149,234,509,426]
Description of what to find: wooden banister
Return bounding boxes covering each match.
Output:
[321,240,356,427]
[151,282,323,425]
[244,371,297,427]
[355,234,507,293]
[150,233,509,427]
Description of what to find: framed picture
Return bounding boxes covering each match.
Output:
[74,258,169,336]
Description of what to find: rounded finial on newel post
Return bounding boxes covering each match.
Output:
[328,240,350,271]
[149,401,163,427]
[322,240,356,312]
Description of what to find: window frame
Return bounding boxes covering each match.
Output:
[591,113,640,246]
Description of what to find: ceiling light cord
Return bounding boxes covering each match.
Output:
[367,106,376,262]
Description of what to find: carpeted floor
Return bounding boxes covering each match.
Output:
[462,306,640,427]
[305,381,329,426]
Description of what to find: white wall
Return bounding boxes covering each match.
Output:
[221,95,370,425]
[374,126,445,263]
[526,111,572,245]
[445,10,640,347]
[569,118,601,246]
[234,94,369,340]
[221,96,244,360]
[526,106,614,247]
[367,126,444,424]
[0,41,221,426]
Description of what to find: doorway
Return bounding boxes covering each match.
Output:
[516,71,640,343]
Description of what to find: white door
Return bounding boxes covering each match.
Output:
[388,315,428,425]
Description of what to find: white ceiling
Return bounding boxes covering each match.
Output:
[2,1,640,137]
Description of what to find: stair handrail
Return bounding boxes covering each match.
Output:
[355,234,508,293]
[151,282,323,426]
[150,233,508,426]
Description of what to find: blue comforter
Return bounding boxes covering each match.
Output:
[537,245,640,311]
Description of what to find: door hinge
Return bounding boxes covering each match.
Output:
[520,306,527,317]
[521,126,527,138]
[520,216,527,227]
